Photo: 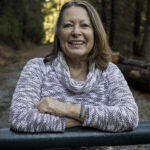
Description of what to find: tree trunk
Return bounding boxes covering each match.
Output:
[143,0,150,62]
[133,0,143,57]
[112,52,150,92]
[119,56,150,70]
[117,63,150,92]
[109,0,116,48]
[101,0,107,31]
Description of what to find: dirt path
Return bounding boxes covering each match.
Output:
[0,44,51,127]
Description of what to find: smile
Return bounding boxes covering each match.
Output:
[68,41,85,45]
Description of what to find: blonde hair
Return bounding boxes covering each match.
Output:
[44,0,112,70]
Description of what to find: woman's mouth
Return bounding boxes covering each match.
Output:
[68,41,85,48]
[69,41,85,45]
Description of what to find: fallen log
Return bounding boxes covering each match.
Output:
[119,56,150,70]
[117,63,150,93]
[112,52,120,64]
[112,52,150,69]
[111,52,150,92]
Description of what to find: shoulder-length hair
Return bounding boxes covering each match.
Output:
[44,0,112,70]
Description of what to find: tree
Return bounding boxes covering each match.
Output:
[109,0,116,48]
[101,0,109,32]
[0,0,45,47]
[133,0,145,57]
[142,0,150,62]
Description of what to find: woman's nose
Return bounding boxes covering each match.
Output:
[72,26,81,37]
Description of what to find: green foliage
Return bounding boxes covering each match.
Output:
[0,0,45,47]
[0,0,21,46]
[23,0,45,43]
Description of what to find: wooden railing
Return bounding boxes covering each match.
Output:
[0,122,150,150]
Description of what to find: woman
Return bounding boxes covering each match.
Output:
[9,0,138,134]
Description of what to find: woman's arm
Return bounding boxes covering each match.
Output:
[9,58,66,132]
[66,118,82,128]
[82,63,139,132]
[35,97,85,125]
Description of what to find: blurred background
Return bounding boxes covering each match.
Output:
[0,0,150,149]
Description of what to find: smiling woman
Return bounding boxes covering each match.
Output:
[58,6,94,81]
[9,1,139,150]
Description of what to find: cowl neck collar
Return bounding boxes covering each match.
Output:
[52,51,99,93]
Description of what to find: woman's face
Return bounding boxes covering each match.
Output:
[58,6,94,60]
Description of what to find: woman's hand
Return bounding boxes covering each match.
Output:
[35,97,85,122]
[35,97,67,117]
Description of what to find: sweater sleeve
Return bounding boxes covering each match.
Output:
[82,62,139,132]
[9,58,66,132]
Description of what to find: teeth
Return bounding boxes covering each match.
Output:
[70,41,84,45]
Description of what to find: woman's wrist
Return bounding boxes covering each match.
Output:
[66,118,81,128]
[65,103,85,122]
[79,104,84,120]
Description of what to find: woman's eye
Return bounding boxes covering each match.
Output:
[81,24,89,28]
[64,24,73,28]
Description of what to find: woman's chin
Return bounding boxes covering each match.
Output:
[66,51,88,60]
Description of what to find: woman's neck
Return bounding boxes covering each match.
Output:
[66,57,88,81]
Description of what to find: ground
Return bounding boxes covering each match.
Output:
[0,43,150,150]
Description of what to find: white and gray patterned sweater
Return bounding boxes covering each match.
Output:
[9,57,139,133]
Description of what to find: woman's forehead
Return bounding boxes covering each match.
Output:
[61,6,90,22]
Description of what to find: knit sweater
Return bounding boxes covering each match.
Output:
[9,57,139,133]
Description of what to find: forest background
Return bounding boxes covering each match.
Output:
[0,0,150,149]
[0,0,150,61]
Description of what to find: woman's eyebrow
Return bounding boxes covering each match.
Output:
[80,20,90,23]
[62,19,90,24]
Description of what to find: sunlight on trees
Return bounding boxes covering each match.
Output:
[42,0,69,44]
